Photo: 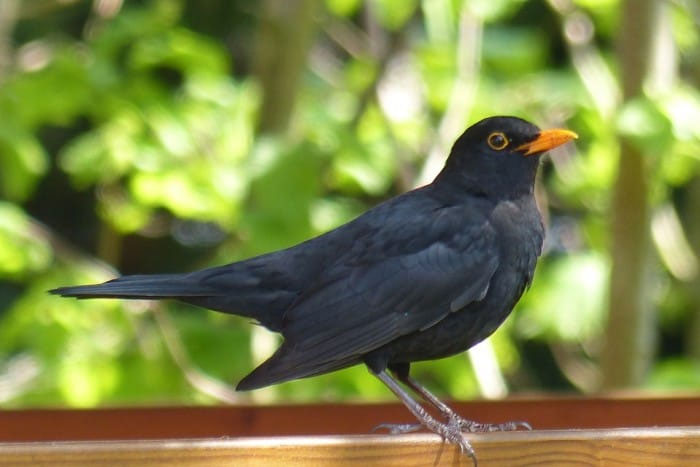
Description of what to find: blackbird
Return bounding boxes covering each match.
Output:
[52,116,577,462]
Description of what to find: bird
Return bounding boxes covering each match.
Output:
[51,116,577,463]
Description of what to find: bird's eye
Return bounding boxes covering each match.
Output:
[487,132,508,150]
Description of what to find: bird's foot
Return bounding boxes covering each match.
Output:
[374,420,476,463]
[372,422,422,434]
[452,416,531,433]
[435,419,477,462]
[374,416,530,436]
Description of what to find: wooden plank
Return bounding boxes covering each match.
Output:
[2,397,700,441]
[1,428,700,466]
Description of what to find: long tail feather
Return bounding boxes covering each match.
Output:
[50,274,215,299]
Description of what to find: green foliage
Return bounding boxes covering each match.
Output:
[1,0,699,407]
[517,253,607,342]
[371,0,419,30]
[0,124,47,201]
[0,203,52,278]
[616,97,673,155]
[647,359,700,391]
[467,0,528,22]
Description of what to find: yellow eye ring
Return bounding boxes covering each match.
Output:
[487,132,508,150]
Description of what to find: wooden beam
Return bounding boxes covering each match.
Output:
[1,428,700,466]
[2,397,700,441]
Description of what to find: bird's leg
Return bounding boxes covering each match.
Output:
[374,370,477,463]
[390,363,531,433]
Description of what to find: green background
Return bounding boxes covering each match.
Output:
[1,0,699,407]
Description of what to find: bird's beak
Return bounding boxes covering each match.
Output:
[515,129,578,156]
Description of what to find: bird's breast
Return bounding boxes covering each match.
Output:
[490,196,543,286]
[374,196,544,365]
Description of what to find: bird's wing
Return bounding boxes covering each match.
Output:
[237,203,499,389]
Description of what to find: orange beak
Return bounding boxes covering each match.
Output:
[515,129,578,156]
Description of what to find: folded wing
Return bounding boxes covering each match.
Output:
[238,204,499,389]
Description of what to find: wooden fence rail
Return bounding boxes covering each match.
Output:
[1,397,700,465]
[2,428,700,466]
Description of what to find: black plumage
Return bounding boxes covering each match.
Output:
[52,116,577,462]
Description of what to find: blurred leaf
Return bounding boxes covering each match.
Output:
[129,27,229,76]
[616,96,673,155]
[310,197,364,233]
[130,169,230,222]
[97,186,153,233]
[422,0,456,43]
[0,203,52,278]
[0,46,93,128]
[57,355,120,407]
[662,86,700,141]
[326,0,361,17]
[572,0,618,7]
[647,358,700,390]
[482,27,548,75]
[174,307,251,380]
[331,106,396,195]
[571,0,619,37]
[517,252,608,342]
[238,142,324,256]
[344,58,379,94]
[59,111,142,187]
[416,43,457,112]
[0,124,47,200]
[466,0,527,22]
[671,3,698,53]
[371,0,419,30]
[660,140,700,187]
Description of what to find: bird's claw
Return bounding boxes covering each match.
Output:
[453,417,532,433]
[434,422,477,464]
[373,419,528,434]
[374,416,531,437]
[372,422,422,434]
[375,419,477,464]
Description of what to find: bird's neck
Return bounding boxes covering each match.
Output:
[433,163,539,203]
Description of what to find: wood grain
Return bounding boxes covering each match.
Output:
[1,428,700,466]
[2,397,700,441]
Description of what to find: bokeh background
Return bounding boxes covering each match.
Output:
[1,0,699,407]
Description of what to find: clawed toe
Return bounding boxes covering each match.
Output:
[373,369,533,466]
[372,422,423,434]
[375,419,477,464]
[509,420,532,431]
[454,417,532,433]
[436,423,477,464]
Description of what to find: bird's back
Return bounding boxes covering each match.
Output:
[182,184,453,330]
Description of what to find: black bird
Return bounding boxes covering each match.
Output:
[52,116,577,461]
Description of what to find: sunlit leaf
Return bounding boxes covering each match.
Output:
[326,0,361,17]
[0,124,47,200]
[466,0,527,22]
[616,97,673,155]
[648,359,700,390]
[482,28,548,75]
[371,0,419,30]
[517,252,608,342]
[0,203,52,278]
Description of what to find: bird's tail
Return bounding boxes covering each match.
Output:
[50,274,216,300]
[51,260,295,332]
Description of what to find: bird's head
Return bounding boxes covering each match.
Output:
[437,116,577,199]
